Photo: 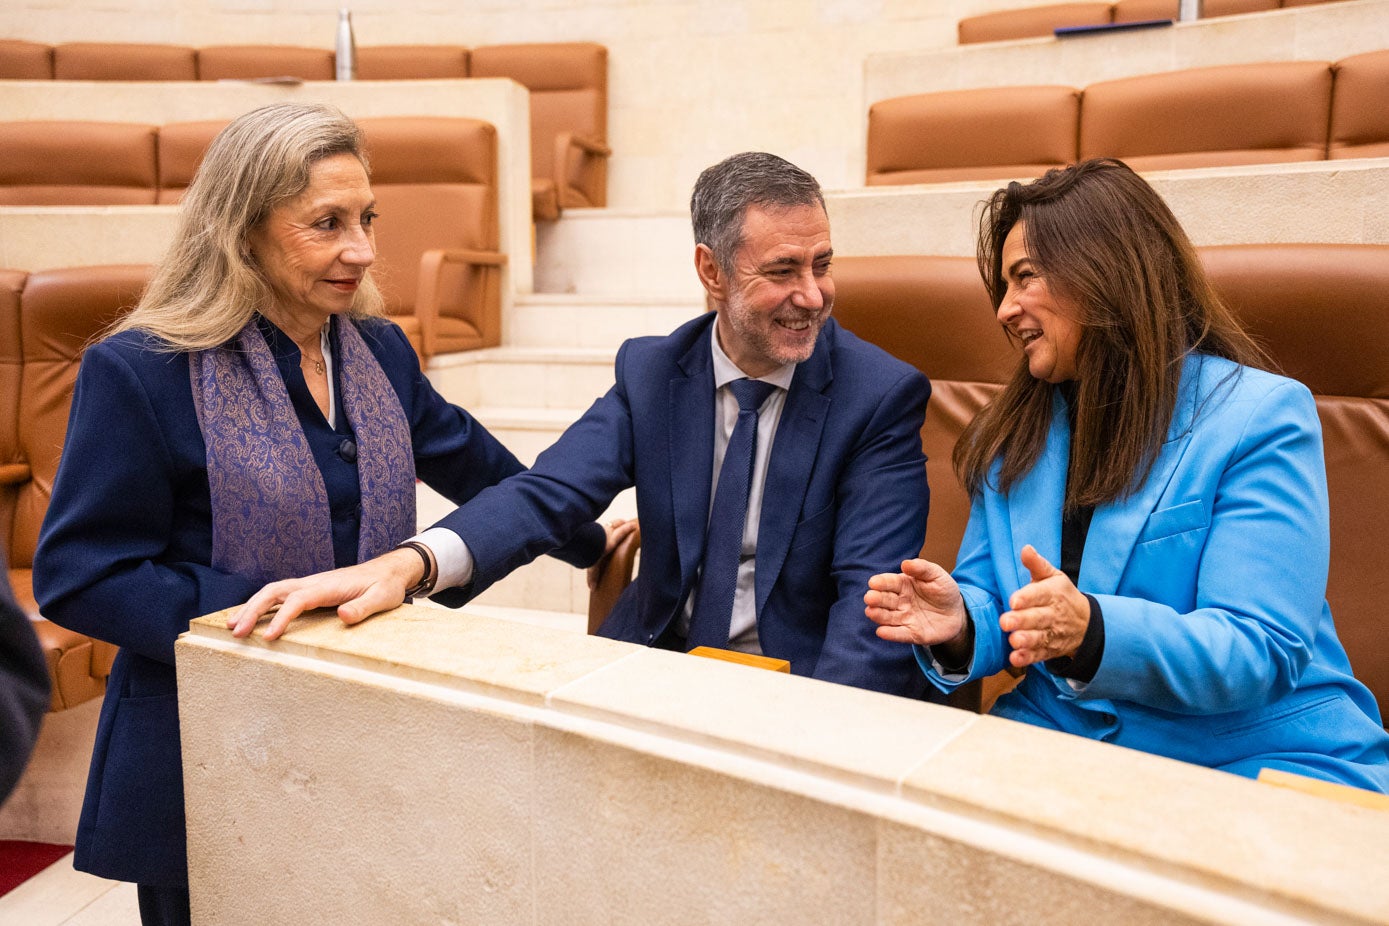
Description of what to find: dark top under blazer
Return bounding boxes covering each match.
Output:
[437,314,934,698]
[34,317,603,888]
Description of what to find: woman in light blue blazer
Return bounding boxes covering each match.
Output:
[865,159,1389,792]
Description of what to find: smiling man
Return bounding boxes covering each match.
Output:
[235,152,935,698]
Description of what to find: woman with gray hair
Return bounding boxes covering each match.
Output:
[33,102,610,925]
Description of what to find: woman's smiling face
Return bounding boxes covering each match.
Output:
[995,220,1082,384]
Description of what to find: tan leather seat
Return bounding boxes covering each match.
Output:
[196,45,334,81]
[1113,0,1279,19]
[4,265,148,711]
[958,2,1113,43]
[1079,60,1332,170]
[0,121,159,205]
[1329,49,1389,159]
[356,45,469,80]
[0,40,53,79]
[469,42,609,222]
[867,86,1080,186]
[359,116,506,362]
[53,42,197,80]
[156,119,227,204]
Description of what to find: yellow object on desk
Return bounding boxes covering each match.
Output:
[688,646,791,673]
[1258,767,1389,811]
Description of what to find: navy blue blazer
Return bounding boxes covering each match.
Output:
[34,317,603,887]
[440,314,933,698]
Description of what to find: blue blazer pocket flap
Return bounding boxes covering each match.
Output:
[1138,499,1208,544]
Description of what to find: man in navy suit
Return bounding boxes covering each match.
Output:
[237,152,934,698]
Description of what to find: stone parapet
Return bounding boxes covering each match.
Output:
[178,606,1389,925]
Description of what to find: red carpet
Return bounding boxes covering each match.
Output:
[0,840,73,896]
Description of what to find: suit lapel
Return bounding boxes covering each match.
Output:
[670,332,716,589]
[753,335,831,616]
[1080,358,1202,593]
[1007,390,1070,591]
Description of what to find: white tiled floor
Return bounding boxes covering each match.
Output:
[0,853,137,925]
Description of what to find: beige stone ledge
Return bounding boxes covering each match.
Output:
[827,159,1389,257]
[178,606,1389,925]
[0,78,534,293]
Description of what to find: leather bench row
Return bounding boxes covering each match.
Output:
[0,115,506,362]
[867,50,1389,186]
[959,0,1344,44]
[0,39,608,221]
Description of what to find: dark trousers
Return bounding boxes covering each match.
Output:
[137,884,191,926]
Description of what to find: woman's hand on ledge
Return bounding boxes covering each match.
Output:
[864,558,969,652]
[1000,544,1090,669]
[227,547,425,642]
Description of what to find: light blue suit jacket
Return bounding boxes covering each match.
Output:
[925,354,1389,791]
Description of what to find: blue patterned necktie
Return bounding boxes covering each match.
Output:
[686,377,779,650]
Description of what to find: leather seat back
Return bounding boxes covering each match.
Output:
[359,116,501,355]
[53,42,197,80]
[0,40,53,79]
[0,121,159,205]
[470,42,608,216]
[357,45,469,79]
[1079,60,1333,170]
[867,86,1080,186]
[156,119,228,204]
[1329,49,1389,159]
[196,45,334,81]
[958,2,1112,43]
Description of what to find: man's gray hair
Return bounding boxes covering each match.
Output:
[690,152,825,272]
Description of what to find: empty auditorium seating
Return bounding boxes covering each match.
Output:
[867,86,1080,186]
[824,244,1389,719]
[196,45,335,81]
[155,119,225,204]
[0,121,158,205]
[959,2,1113,44]
[470,42,610,221]
[356,44,469,80]
[867,54,1384,186]
[53,41,197,80]
[359,116,506,360]
[0,40,611,221]
[1078,60,1331,170]
[0,116,505,362]
[1,264,148,711]
[1329,49,1389,159]
[0,39,53,79]
[962,0,1341,43]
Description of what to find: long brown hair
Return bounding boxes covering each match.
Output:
[955,159,1270,510]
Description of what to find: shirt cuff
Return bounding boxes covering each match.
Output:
[411,527,474,593]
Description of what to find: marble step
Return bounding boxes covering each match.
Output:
[507,293,703,350]
[426,345,617,411]
[535,208,704,299]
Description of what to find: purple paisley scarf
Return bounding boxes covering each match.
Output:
[189,317,416,586]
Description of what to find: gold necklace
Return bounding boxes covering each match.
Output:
[304,353,325,375]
